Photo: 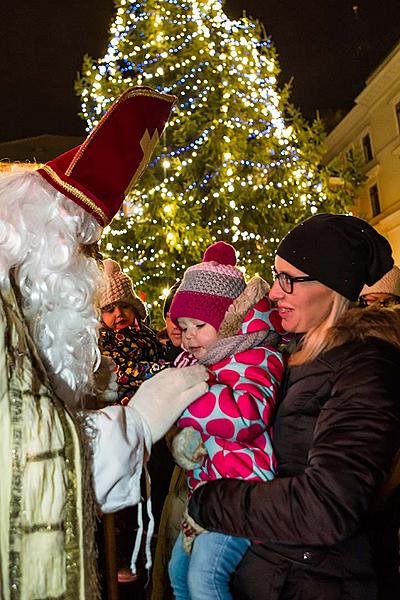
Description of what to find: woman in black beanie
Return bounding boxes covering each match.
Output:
[187,214,400,600]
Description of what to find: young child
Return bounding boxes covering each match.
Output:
[167,241,286,600]
[99,258,164,404]
[99,258,165,583]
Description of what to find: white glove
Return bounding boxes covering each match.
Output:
[129,365,209,443]
[93,355,118,403]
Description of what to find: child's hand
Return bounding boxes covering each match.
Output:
[181,508,207,554]
[191,442,208,464]
[182,518,196,538]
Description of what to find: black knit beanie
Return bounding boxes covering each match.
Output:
[277,214,393,301]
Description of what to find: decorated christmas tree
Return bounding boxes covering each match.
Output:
[76,0,361,323]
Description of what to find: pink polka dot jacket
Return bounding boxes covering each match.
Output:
[177,295,285,493]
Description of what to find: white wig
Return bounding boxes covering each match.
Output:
[0,168,104,405]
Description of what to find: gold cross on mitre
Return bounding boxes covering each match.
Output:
[125,128,160,196]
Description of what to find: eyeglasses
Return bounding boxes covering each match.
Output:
[358,296,400,308]
[273,268,316,294]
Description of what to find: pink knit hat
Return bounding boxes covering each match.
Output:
[170,241,246,332]
[100,258,147,320]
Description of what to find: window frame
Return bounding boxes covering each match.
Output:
[361,132,374,163]
[369,183,381,218]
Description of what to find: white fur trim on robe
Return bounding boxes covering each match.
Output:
[87,405,152,513]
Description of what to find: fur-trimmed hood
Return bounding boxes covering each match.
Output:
[197,275,285,368]
[327,305,400,350]
[218,275,284,338]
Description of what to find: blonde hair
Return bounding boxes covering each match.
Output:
[289,293,352,366]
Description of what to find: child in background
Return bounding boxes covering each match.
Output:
[147,281,185,552]
[156,280,183,362]
[167,241,286,600]
[100,258,164,404]
[99,258,165,583]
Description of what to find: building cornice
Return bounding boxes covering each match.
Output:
[371,197,400,233]
[357,47,400,109]
[324,41,400,160]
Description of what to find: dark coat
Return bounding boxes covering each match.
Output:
[188,309,400,600]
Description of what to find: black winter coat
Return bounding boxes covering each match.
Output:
[189,317,400,600]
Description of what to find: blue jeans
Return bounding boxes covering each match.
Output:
[168,531,250,600]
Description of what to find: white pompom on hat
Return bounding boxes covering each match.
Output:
[100,259,147,320]
[360,265,400,298]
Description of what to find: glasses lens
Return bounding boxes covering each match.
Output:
[359,296,399,308]
[381,297,399,307]
[278,273,292,293]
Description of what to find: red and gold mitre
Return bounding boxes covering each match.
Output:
[37,87,176,226]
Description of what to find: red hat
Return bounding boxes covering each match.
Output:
[37,87,176,226]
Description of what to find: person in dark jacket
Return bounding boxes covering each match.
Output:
[187,213,400,600]
[157,280,183,363]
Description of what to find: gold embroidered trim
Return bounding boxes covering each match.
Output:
[26,449,65,462]
[32,595,66,600]
[9,385,23,600]
[40,165,107,225]
[21,522,63,534]
[6,280,83,600]
[51,401,82,598]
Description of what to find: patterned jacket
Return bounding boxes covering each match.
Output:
[100,322,165,402]
[177,295,285,492]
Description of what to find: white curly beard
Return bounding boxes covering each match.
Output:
[0,169,106,406]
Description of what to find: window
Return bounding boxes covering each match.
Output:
[369,184,380,217]
[396,101,400,132]
[362,133,373,163]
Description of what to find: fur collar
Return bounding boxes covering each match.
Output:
[327,305,400,350]
[218,276,270,338]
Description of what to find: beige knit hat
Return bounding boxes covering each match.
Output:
[360,265,400,297]
[100,259,147,320]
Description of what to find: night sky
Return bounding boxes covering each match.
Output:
[1,0,400,143]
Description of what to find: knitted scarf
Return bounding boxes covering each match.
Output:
[199,275,283,366]
[199,328,281,367]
